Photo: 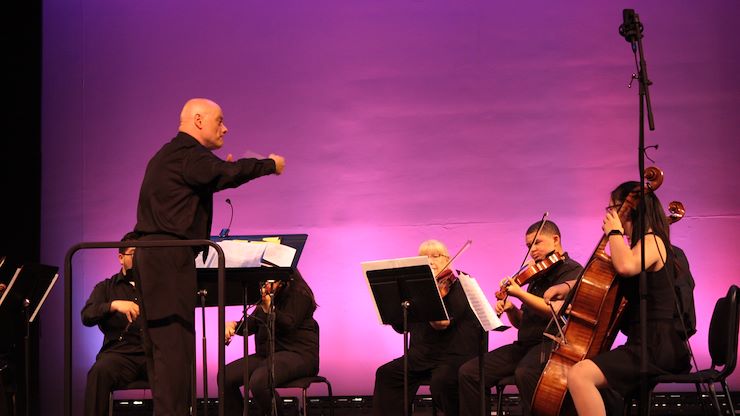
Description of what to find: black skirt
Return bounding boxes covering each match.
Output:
[590,320,691,396]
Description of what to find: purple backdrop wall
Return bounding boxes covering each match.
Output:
[41,0,739,413]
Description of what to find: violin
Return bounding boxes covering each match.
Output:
[435,268,457,298]
[431,240,471,298]
[261,279,285,298]
[495,252,566,300]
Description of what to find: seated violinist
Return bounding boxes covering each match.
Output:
[220,271,319,416]
[552,182,691,416]
[458,220,582,416]
[372,240,481,416]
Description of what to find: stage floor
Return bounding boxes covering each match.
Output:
[108,391,739,416]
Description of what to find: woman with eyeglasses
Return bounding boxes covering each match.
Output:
[561,182,691,416]
[372,239,481,416]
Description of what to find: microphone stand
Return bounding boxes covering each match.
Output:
[619,9,654,415]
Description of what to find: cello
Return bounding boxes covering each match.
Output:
[531,167,666,416]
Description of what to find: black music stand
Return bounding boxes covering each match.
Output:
[0,262,59,416]
[363,256,449,416]
[196,233,307,416]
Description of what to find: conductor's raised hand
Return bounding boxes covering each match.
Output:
[110,300,140,323]
[269,154,285,175]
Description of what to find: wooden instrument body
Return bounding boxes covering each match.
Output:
[531,237,627,416]
[531,167,669,416]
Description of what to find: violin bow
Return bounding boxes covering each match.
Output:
[514,211,549,275]
[434,239,472,279]
[498,212,549,313]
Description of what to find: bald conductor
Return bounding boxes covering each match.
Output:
[133,98,285,415]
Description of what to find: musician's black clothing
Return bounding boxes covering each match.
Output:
[220,288,319,416]
[458,255,582,416]
[81,271,144,355]
[134,131,276,415]
[372,278,481,416]
[81,271,147,416]
[591,251,691,397]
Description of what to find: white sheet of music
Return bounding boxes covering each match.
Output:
[195,240,265,268]
[361,256,435,324]
[262,242,296,267]
[457,271,509,332]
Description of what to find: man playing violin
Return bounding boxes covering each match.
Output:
[458,220,582,416]
[372,240,481,416]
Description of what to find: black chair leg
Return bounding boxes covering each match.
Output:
[721,381,735,416]
[707,383,723,416]
[695,383,711,415]
[321,379,334,416]
[496,385,504,416]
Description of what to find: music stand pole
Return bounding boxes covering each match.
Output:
[198,290,209,416]
[478,329,486,416]
[243,287,250,416]
[402,300,410,416]
[268,293,278,416]
[23,301,31,416]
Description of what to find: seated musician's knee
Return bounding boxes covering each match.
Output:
[457,358,477,382]
[567,360,592,388]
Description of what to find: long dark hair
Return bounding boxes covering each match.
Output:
[611,181,671,250]
[275,269,318,310]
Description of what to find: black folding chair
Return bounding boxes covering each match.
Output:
[647,284,739,415]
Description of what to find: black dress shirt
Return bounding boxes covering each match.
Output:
[135,132,276,245]
[81,271,144,355]
[517,255,582,346]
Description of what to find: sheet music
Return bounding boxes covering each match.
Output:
[195,239,297,268]
[361,256,430,274]
[195,240,265,268]
[457,271,509,332]
[361,256,438,324]
[262,242,296,267]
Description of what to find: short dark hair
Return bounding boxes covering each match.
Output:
[526,220,560,237]
[119,231,140,254]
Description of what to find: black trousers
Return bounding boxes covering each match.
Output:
[219,351,318,416]
[372,355,464,416]
[458,341,551,416]
[135,244,196,416]
[84,352,147,416]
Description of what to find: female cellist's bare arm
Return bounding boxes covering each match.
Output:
[603,210,666,276]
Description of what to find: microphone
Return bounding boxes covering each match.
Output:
[618,9,643,47]
[219,198,233,238]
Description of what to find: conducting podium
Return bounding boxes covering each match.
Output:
[196,234,307,416]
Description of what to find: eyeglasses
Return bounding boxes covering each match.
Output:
[121,251,135,257]
[428,254,449,259]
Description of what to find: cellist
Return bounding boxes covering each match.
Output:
[458,220,582,416]
[559,182,691,416]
